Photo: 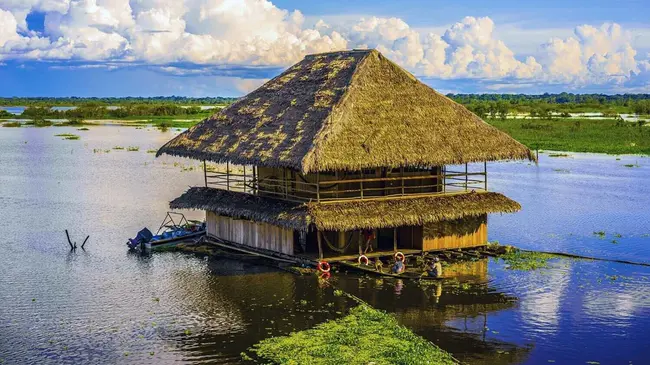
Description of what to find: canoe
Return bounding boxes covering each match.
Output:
[336,261,443,280]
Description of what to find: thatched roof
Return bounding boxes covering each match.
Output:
[157,49,534,173]
[170,187,520,231]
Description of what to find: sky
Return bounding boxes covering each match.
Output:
[0,0,649,97]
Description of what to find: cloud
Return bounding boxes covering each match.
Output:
[0,0,648,92]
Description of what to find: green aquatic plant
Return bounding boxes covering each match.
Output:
[2,121,21,127]
[77,127,89,131]
[112,146,124,150]
[54,133,80,140]
[497,250,558,271]
[548,153,571,158]
[146,149,157,153]
[593,231,606,238]
[248,304,457,365]
[127,146,140,152]
[623,163,640,168]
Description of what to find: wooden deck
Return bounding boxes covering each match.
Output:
[298,249,422,263]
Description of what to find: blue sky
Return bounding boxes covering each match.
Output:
[0,0,648,97]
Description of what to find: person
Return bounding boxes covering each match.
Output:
[362,229,375,254]
[391,258,404,274]
[374,258,384,273]
[426,257,443,278]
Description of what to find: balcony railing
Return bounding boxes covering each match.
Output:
[204,163,487,203]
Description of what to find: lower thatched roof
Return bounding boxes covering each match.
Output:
[171,187,520,231]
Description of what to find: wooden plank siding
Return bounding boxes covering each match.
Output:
[422,214,487,251]
[206,211,294,255]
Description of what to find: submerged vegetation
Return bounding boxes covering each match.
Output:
[248,304,457,365]
[54,133,80,140]
[497,250,559,271]
[488,118,650,155]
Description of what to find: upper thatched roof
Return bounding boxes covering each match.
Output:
[170,187,520,231]
[158,49,534,173]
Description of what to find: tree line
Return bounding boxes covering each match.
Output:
[19,104,218,119]
[0,96,236,107]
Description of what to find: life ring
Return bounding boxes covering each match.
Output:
[394,252,405,262]
[319,271,331,280]
[358,255,369,265]
[317,261,331,273]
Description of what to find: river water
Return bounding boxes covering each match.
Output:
[0,126,649,364]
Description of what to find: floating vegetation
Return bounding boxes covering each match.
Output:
[77,127,89,131]
[248,304,457,365]
[497,250,559,271]
[2,121,21,127]
[553,168,571,173]
[112,146,124,150]
[26,119,53,127]
[593,231,606,238]
[146,149,157,153]
[548,153,571,158]
[127,146,140,152]
[623,163,640,168]
[93,149,111,153]
[54,133,80,140]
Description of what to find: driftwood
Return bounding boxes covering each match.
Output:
[65,230,90,250]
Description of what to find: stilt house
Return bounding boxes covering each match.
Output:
[157,49,534,261]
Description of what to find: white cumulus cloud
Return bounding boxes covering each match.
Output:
[0,0,648,91]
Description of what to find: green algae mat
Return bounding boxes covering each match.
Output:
[247,304,457,365]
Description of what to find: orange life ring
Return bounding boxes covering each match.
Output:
[358,255,369,265]
[394,252,405,262]
[317,261,331,273]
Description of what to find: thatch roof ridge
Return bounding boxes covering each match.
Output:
[157,49,535,172]
[170,187,520,231]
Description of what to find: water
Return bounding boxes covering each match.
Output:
[1,127,649,364]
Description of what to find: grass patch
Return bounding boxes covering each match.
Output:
[2,121,22,127]
[126,146,140,152]
[25,119,53,127]
[248,304,457,365]
[497,250,559,271]
[488,118,650,155]
[54,133,80,140]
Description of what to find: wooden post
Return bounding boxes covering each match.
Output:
[316,171,320,202]
[484,161,487,191]
[252,166,257,195]
[358,231,362,256]
[400,167,405,195]
[360,170,364,200]
[243,165,246,192]
[393,227,397,253]
[338,231,346,250]
[226,161,230,191]
[203,160,208,187]
[442,166,446,193]
[465,163,468,191]
[317,230,323,260]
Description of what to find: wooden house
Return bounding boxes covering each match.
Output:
[157,49,534,261]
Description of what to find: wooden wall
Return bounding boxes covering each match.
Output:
[206,211,294,255]
[422,214,487,251]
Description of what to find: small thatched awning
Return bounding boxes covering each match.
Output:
[170,187,520,231]
[157,49,535,173]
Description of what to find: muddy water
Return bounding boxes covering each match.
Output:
[1,127,649,364]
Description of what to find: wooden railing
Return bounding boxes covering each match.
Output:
[205,164,487,203]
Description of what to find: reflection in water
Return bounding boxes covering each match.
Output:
[2,127,650,364]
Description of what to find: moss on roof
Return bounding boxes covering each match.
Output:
[158,49,534,173]
[170,187,520,231]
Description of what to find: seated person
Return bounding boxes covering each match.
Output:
[391,259,405,274]
[426,257,443,278]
